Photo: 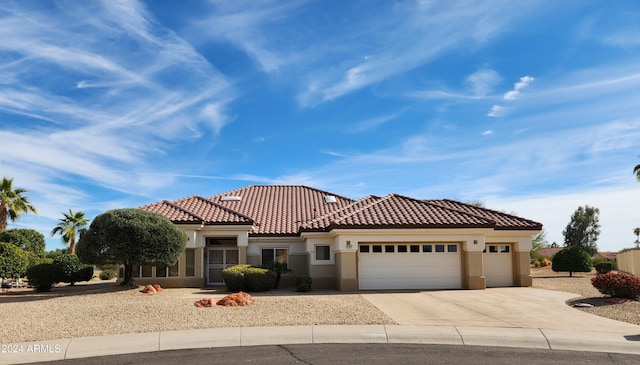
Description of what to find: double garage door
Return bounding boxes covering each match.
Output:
[358,243,462,290]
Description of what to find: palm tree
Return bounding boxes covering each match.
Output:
[51,209,89,254]
[635,162,640,181]
[0,177,38,231]
[634,227,640,248]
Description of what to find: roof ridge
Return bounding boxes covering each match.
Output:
[328,194,388,225]
[209,185,355,203]
[434,199,541,226]
[300,195,380,230]
[161,199,206,223]
[172,195,254,224]
[420,198,498,225]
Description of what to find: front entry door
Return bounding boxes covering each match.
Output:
[207,248,239,285]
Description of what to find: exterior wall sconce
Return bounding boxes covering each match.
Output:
[473,240,478,245]
[346,240,352,249]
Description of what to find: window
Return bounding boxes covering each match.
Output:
[316,245,331,260]
[423,244,432,253]
[372,245,382,253]
[261,248,288,266]
[435,244,445,253]
[501,245,510,253]
[360,245,370,253]
[385,245,395,253]
[447,244,457,253]
[156,262,179,277]
[141,265,153,277]
[489,245,498,253]
[132,265,140,278]
[398,245,407,253]
[186,249,195,277]
[410,245,420,253]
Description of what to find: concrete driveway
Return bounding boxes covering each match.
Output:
[361,287,640,333]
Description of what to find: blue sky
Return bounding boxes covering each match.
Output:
[1,0,639,252]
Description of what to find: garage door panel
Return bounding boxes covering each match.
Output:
[484,244,513,287]
[358,245,462,290]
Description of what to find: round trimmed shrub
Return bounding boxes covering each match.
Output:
[221,264,276,292]
[551,247,592,277]
[594,261,613,274]
[53,254,93,285]
[592,272,640,299]
[0,242,29,279]
[99,270,116,280]
[296,275,312,292]
[26,263,63,292]
[244,267,276,292]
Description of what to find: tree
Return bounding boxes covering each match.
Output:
[0,228,46,258]
[0,241,29,279]
[634,161,640,181]
[634,227,640,248]
[531,229,548,260]
[0,177,38,231]
[551,246,592,277]
[76,209,187,286]
[51,209,89,255]
[562,205,600,256]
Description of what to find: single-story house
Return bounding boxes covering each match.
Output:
[134,185,542,291]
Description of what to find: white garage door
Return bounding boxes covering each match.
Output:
[483,244,513,287]
[358,243,462,290]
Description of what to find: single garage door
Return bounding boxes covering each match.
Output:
[358,243,462,290]
[483,244,513,287]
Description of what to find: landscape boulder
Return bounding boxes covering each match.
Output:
[216,291,255,307]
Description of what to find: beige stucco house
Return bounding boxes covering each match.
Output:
[133,185,542,291]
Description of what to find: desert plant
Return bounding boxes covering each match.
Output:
[26,263,62,292]
[53,254,93,285]
[0,241,29,279]
[541,258,552,267]
[552,246,592,277]
[244,267,277,292]
[221,264,276,292]
[77,209,187,286]
[594,261,613,275]
[591,272,640,299]
[532,260,541,268]
[296,275,312,292]
[99,270,116,280]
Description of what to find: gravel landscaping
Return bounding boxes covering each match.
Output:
[2,267,638,344]
[532,266,640,326]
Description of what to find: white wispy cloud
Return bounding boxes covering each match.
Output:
[503,75,535,100]
[487,105,504,117]
[482,130,494,136]
[466,68,502,97]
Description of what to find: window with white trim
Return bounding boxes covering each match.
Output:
[315,245,331,261]
[261,248,288,266]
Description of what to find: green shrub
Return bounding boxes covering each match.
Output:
[26,263,63,292]
[296,275,312,292]
[593,258,617,271]
[0,242,29,279]
[53,254,93,285]
[591,272,640,299]
[244,267,276,292]
[551,247,592,277]
[99,270,116,280]
[221,264,252,291]
[595,261,613,275]
[221,264,276,292]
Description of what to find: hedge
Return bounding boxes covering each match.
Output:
[591,272,640,300]
[221,264,276,292]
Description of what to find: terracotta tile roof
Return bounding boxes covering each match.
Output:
[594,251,617,260]
[538,247,562,258]
[140,195,253,225]
[427,199,543,230]
[210,185,355,235]
[141,185,543,236]
[302,194,496,231]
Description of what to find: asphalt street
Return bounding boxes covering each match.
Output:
[32,344,640,365]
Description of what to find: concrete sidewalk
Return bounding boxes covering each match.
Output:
[2,324,640,364]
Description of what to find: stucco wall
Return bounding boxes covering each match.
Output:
[618,249,640,276]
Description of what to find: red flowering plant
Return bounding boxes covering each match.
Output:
[591,272,640,300]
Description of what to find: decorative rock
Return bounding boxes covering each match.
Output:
[194,298,214,307]
[216,291,255,307]
[573,302,594,308]
[142,284,163,294]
